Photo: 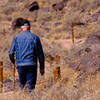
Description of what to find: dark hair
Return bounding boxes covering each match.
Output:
[21,19,30,26]
[11,18,30,30]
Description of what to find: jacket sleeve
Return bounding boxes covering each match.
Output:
[8,36,16,64]
[37,37,45,70]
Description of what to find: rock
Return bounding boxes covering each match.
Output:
[74,47,92,58]
[72,22,86,26]
[79,50,100,73]
[85,47,92,53]
[86,30,100,44]
[27,1,39,12]
[4,7,15,15]
[90,12,100,22]
[69,30,100,74]
[52,0,68,11]
[55,22,62,27]
[42,7,50,12]
[69,63,80,70]
[52,2,65,11]
[69,48,100,74]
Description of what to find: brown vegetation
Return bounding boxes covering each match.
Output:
[0,0,100,100]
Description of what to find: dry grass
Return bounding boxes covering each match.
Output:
[0,0,100,100]
[0,67,100,100]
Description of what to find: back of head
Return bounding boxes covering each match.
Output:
[21,20,30,27]
[11,18,30,30]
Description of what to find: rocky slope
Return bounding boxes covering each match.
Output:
[0,0,100,100]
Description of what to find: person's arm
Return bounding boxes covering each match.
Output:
[8,36,16,64]
[37,37,45,75]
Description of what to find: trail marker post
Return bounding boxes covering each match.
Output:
[0,61,3,93]
[72,24,75,44]
[53,66,61,82]
[54,55,60,64]
[53,55,61,82]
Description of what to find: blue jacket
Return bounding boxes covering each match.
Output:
[8,30,44,69]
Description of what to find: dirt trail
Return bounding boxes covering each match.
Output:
[55,38,86,50]
[0,91,14,100]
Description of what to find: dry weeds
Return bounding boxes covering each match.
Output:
[0,0,100,100]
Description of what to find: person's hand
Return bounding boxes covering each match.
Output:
[40,69,45,75]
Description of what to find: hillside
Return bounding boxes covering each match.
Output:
[0,0,100,100]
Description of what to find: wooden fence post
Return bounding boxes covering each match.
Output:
[53,55,61,82]
[53,66,61,82]
[72,25,75,44]
[0,61,3,93]
[54,55,60,64]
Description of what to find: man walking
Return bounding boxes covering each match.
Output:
[8,19,45,92]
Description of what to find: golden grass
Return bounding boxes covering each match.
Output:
[0,0,100,100]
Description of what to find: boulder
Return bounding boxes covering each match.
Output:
[52,0,68,11]
[52,2,65,11]
[27,1,39,12]
[70,50,100,74]
[69,30,100,74]
[80,50,100,73]
[86,30,100,44]
[42,7,50,12]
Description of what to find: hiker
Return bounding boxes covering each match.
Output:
[8,19,45,92]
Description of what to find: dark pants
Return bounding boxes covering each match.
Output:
[17,65,37,92]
